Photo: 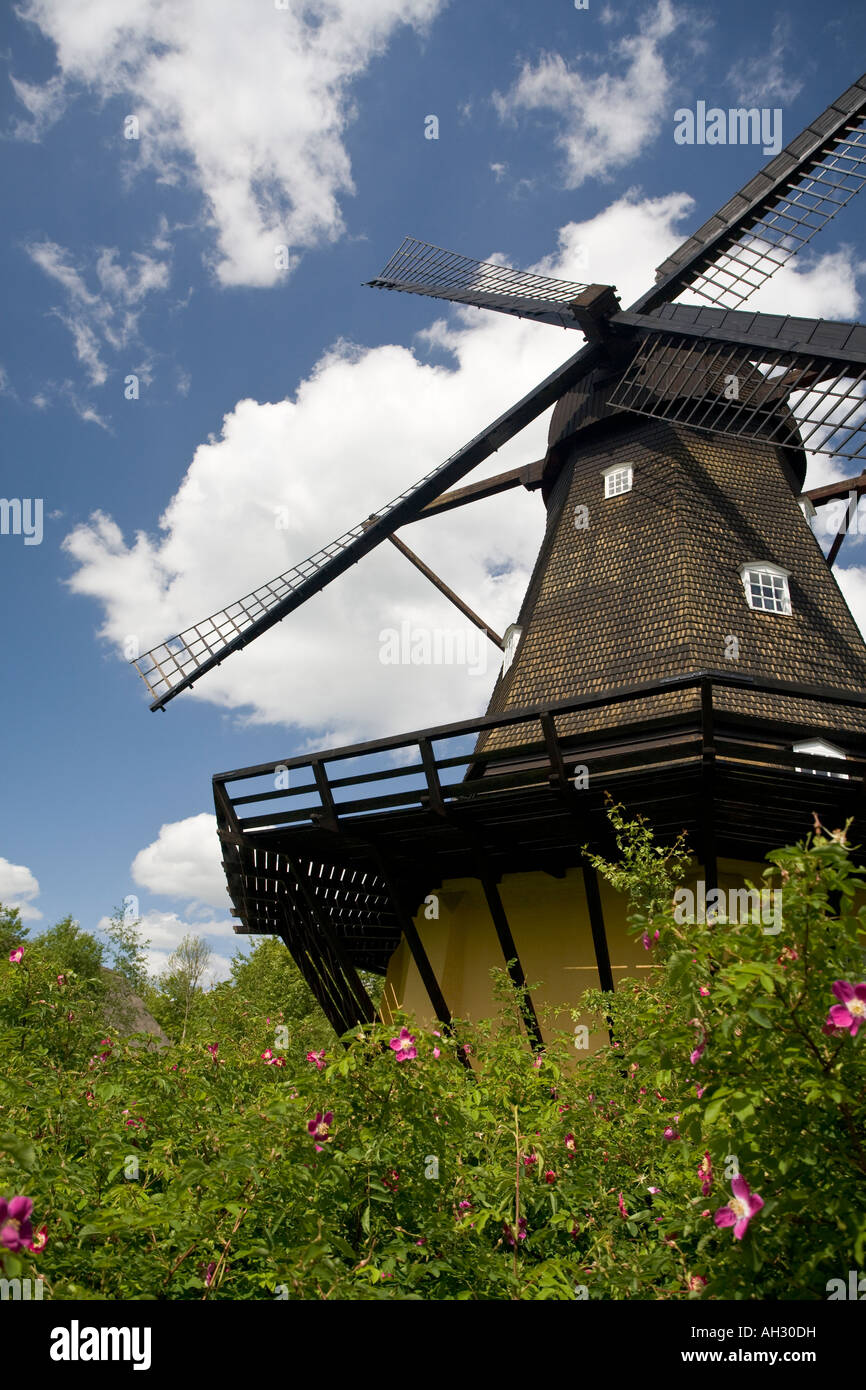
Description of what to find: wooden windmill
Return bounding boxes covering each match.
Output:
[134,73,866,1045]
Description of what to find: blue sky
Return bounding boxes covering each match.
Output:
[2,0,866,981]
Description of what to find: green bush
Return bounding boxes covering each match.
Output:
[0,812,863,1300]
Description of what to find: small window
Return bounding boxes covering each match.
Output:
[603,464,632,498]
[502,623,522,674]
[793,739,849,780]
[739,561,791,615]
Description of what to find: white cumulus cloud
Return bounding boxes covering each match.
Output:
[130,814,231,913]
[493,0,681,188]
[0,857,43,921]
[15,0,444,287]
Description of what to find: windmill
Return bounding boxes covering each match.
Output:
[134,73,866,1044]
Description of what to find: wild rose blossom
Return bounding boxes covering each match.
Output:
[306,1050,326,1070]
[641,930,660,951]
[8,948,23,964]
[698,1152,713,1196]
[523,1151,538,1169]
[307,1111,334,1151]
[688,1275,707,1291]
[690,1019,706,1066]
[544,1170,556,1185]
[564,1133,576,1152]
[389,1027,417,1062]
[824,980,866,1037]
[714,1176,764,1240]
[0,1196,37,1252]
[663,1126,679,1142]
[502,1216,527,1246]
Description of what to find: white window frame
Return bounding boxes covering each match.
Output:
[502,623,522,675]
[793,738,849,780]
[738,561,792,615]
[602,463,633,498]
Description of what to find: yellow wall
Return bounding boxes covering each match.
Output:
[380,858,772,1049]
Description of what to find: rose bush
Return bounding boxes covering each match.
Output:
[0,812,863,1299]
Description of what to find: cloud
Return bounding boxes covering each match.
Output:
[836,564,866,640]
[493,0,681,188]
[130,814,231,912]
[16,0,444,288]
[726,19,804,107]
[7,71,66,140]
[26,240,170,387]
[0,857,43,921]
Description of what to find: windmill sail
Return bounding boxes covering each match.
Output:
[133,340,597,709]
[635,73,866,313]
[367,236,592,327]
[610,305,866,460]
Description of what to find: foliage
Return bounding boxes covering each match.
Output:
[102,907,151,997]
[0,814,864,1300]
[0,904,28,960]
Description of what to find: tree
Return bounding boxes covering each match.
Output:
[158,934,212,1042]
[33,916,104,980]
[0,904,28,959]
[101,906,151,996]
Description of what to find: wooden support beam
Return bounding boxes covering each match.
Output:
[480,873,544,1050]
[581,862,614,992]
[802,471,866,505]
[418,458,545,517]
[825,487,865,568]
[386,533,504,649]
[418,736,446,816]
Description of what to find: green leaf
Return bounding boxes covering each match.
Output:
[747,1008,773,1029]
[0,1134,36,1171]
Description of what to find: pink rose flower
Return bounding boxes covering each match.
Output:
[714,1176,764,1240]
[389,1027,417,1062]
[824,980,866,1036]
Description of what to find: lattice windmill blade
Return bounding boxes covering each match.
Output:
[133,337,599,710]
[609,303,866,461]
[366,236,620,333]
[633,73,866,315]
